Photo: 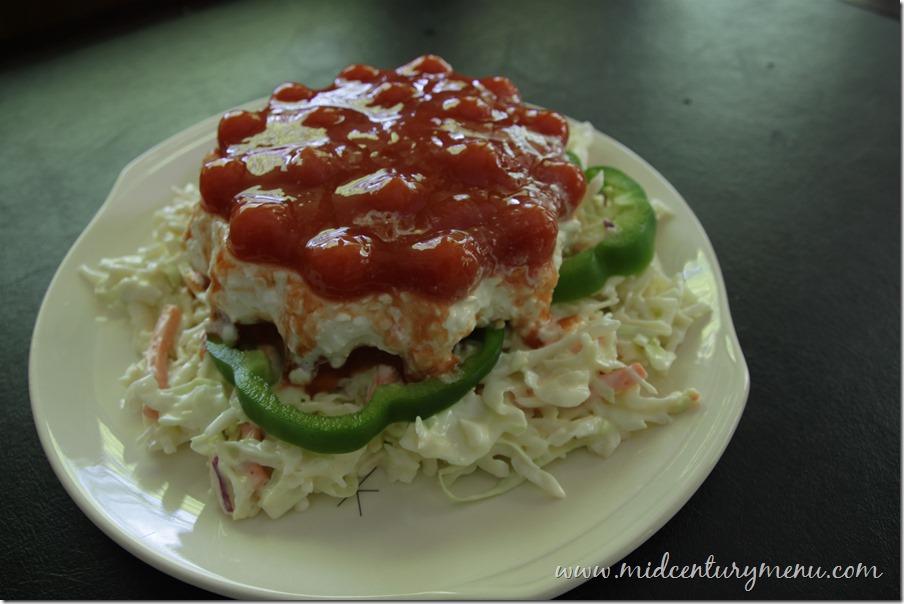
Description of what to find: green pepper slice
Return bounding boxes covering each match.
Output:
[205,327,505,454]
[552,166,657,304]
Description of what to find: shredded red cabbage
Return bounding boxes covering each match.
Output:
[211,455,234,514]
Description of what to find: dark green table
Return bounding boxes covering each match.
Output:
[3,0,899,598]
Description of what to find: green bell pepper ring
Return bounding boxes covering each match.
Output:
[205,327,505,455]
[552,166,657,304]
[565,150,583,168]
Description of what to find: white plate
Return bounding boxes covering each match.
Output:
[29,99,749,600]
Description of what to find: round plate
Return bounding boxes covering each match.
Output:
[29,99,749,599]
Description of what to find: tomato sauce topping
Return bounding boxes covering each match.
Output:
[199,55,586,302]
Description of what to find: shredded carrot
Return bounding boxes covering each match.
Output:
[240,422,263,440]
[364,365,400,404]
[243,462,272,492]
[142,405,159,421]
[147,304,182,389]
[557,315,582,331]
[181,267,209,297]
[598,362,648,392]
[502,391,539,417]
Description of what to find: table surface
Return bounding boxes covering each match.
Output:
[3,0,900,599]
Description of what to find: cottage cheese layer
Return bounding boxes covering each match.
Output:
[186,208,561,382]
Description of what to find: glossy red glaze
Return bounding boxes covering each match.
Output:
[199,55,585,301]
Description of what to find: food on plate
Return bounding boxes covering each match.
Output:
[82,56,708,519]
